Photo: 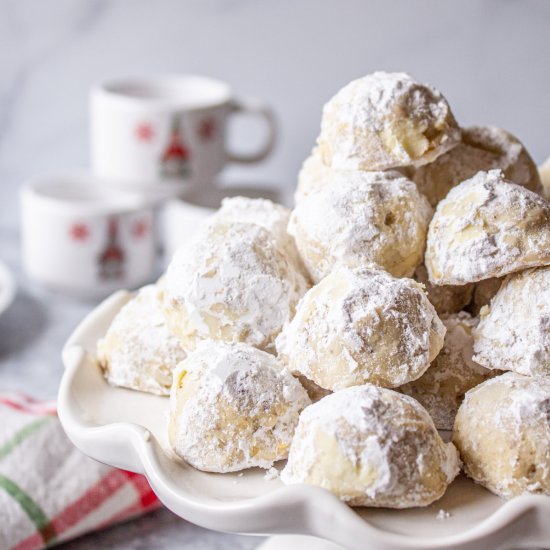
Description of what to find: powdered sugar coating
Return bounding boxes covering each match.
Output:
[288,171,433,282]
[276,266,446,391]
[414,264,473,315]
[294,146,409,204]
[413,126,542,207]
[318,72,460,171]
[213,196,307,277]
[426,170,550,285]
[163,221,308,353]
[473,266,550,377]
[453,372,550,498]
[168,340,311,473]
[97,285,187,396]
[281,385,460,508]
[400,312,495,430]
[294,147,331,203]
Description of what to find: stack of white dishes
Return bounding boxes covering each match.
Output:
[21,74,277,298]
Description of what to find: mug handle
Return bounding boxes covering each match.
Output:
[226,98,277,164]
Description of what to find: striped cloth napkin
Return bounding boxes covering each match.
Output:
[0,392,161,550]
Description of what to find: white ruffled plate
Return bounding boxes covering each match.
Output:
[0,260,16,318]
[57,291,550,550]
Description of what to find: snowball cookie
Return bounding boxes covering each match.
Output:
[294,147,331,203]
[294,146,410,204]
[281,385,460,507]
[414,264,473,315]
[276,266,446,391]
[288,170,433,282]
[212,196,306,277]
[453,372,550,498]
[413,125,542,207]
[473,266,550,378]
[318,72,460,171]
[426,169,550,285]
[400,312,495,430]
[163,221,308,353]
[467,277,503,316]
[168,340,311,473]
[97,285,187,396]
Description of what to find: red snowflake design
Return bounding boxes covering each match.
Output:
[135,122,155,142]
[197,118,216,142]
[132,219,149,239]
[70,223,89,242]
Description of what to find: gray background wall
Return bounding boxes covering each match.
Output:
[1,0,550,227]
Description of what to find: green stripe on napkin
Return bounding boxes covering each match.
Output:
[0,416,53,461]
[0,474,57,544]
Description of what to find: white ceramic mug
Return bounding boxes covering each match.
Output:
[21,175,156,298]
[91,75,277,192]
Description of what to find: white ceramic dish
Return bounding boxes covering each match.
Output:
[0,260,16,317]
[58,291,550,550]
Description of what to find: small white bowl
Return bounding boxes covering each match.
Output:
[57,291,550,550]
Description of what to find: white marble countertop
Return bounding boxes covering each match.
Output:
[0,226,263,549]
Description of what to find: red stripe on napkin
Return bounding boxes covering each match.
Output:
[0,396,56,416]
[49,469,129,534]
[124,471,159,508]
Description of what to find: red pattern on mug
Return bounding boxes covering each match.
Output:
[132,219,149,239]
[160,118,191,179]
[135,122,155,142]
[70,223,89,242]
[98,218,125,280]
[197,118,216,142]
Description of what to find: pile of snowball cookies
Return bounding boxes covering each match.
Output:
[97,71,550,509]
